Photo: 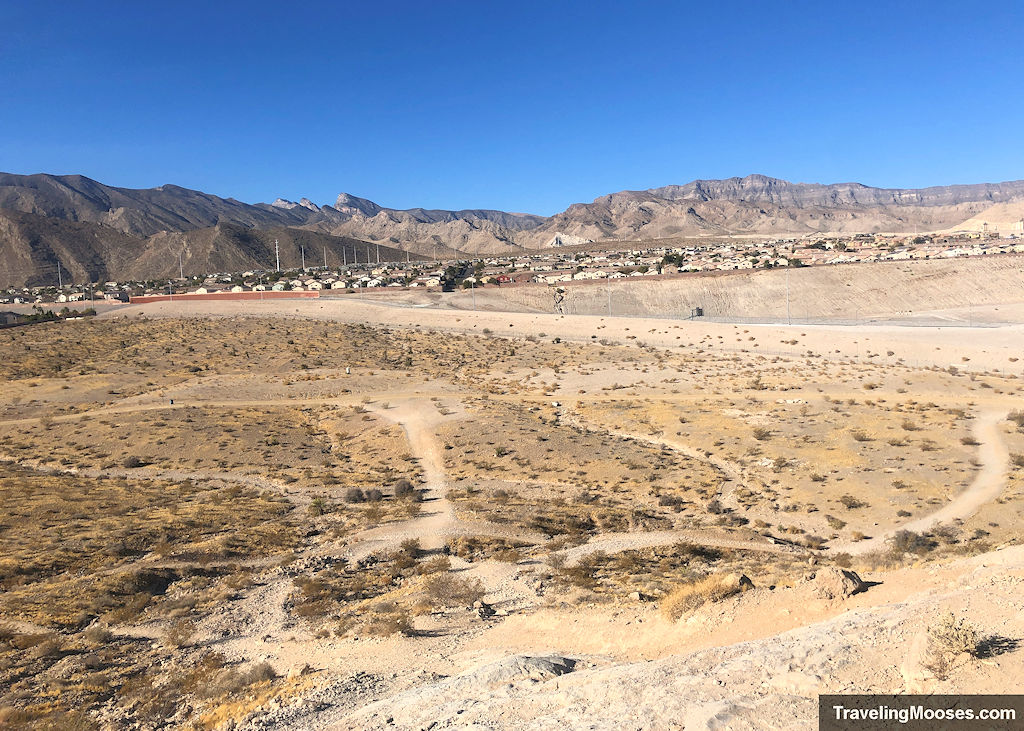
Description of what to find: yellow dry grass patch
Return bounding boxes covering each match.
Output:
[660,573,753,622]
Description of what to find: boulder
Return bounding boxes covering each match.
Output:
[807,567,866,600]
[469,655,576,688]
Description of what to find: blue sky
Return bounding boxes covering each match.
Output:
[2,1,1022,214]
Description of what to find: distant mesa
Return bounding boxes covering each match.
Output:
[3,170,1024,286]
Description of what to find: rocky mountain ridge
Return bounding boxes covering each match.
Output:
[3,171,1024,285]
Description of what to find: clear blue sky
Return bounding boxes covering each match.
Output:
[2,1,1022,214]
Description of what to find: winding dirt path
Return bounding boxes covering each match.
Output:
[342,400,546,560]
[560,528,806,566]
[837,409,1010,555]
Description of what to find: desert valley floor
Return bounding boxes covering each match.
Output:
[1,296,1022,730]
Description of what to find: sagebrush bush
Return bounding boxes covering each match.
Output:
[660,573,752,622]
[924,613,981,679]
[888,529,937,556]
[422,573,485,607]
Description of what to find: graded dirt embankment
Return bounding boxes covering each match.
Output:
[466,255,1024,323]
[116,295,1024,376]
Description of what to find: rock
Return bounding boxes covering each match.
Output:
[628,591,642,601]
[287,663,312,680]
[720,573,755,592]
[467,655,576,688]
[474,600,496,618]
[807,567,866,600]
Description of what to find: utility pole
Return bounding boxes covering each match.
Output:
[275,239,281,272]
[301,246,305,272]
[179,251,184,279]
[343,248,347,266]
[323,246,327,269]
[376,243,380,264]
[57,260,62,290]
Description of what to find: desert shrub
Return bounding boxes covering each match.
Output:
[888,529,936,556]
[657,494,685,508]
[1010,454,1024,468]
[418,556,451,575]
[832,552,852,568]
[308,497,332,516]
[122,456,144,468]
[493,547,523,563]
[839,494,867,510]
[343,487,366,503]
[164,618,195,648]
[1007,411,1024,429]
[393,478,416,498]
[706,499,724,515]
[546,552,567,569]
[398,538,421,560]
[931,524,960,545]
[336,601,412,637]
[825,514,847,530]
[362,608,412,637]
[28,637,64,659]
[422,574,485,607]
[83,625,113,645]
[752,427,772,441]
[201,660,278,698]
[802,535,828,549]
[924,613,981,679]
[673,542,723,561]
[850,429,872,442]
[661,573,753,621]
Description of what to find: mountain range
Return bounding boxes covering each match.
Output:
[3,171,1024,287]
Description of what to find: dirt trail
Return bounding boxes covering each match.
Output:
[561,528,805,566]
[559,405,774,508]
[343,400,545,560]
[838,409,1010,555]
[555,407,815,561]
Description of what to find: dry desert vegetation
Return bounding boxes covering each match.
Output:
[1,303,1023,730]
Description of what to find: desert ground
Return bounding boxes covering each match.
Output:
[1,279,1023,729]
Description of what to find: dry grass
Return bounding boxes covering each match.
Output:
[660,573,753,621]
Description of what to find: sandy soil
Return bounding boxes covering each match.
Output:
[4,277,1022,729]
[114,296,1024,376]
